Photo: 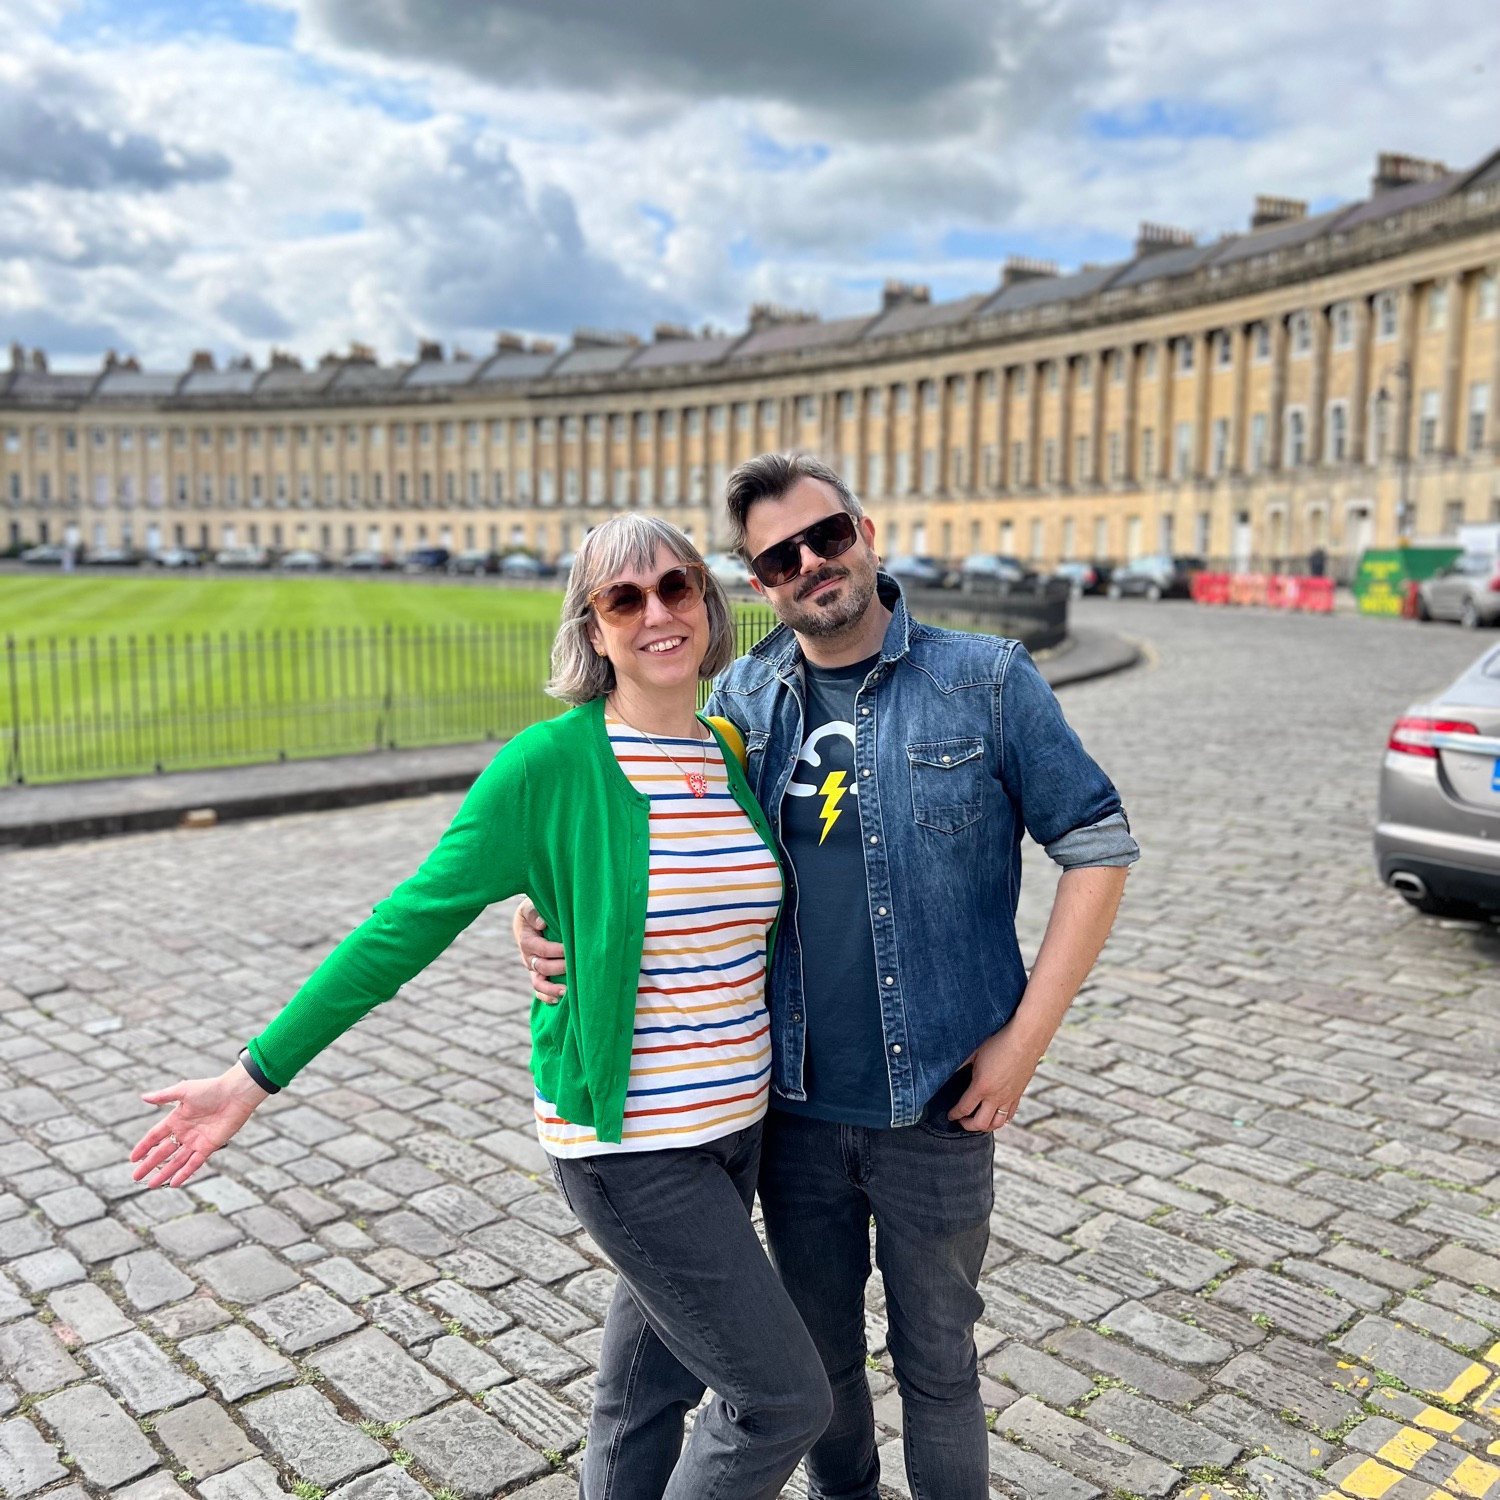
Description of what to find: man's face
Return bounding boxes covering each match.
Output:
[743,477,879,639]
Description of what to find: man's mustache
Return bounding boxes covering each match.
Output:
[796,566,849,601]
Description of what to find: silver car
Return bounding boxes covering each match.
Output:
[1416,553,1500,629]
[1375,642,1500,916]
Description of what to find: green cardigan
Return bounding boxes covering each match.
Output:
[247,697,782,1144]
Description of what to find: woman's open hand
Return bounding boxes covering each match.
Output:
[129,1064,269,1189]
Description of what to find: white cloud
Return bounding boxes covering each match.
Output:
[2,0,1497,371]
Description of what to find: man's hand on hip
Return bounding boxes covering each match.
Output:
[513,898,567,1003]
[947,1026,1042,1132]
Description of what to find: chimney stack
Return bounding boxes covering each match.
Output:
[189,349,215,372]
[1250,195,1308,229]
[881,280,931,311]
[30,349,47,373]
[1001,255,1060,288]
[652,322,692,342]
[747,303,817,331]
[571,329,640,349]
[416,339,442,362]
[1371,151,1450,195]
[1134,223,1196,257]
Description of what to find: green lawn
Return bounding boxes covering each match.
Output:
[0,573,778,785]
[0,573,567,642]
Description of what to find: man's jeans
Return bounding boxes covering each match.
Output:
[757,1109,994,1500]
[550,1123,833,1500]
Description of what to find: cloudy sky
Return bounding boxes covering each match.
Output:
[3,0,1497,373]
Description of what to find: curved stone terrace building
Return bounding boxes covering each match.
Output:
[4,146,1499,574]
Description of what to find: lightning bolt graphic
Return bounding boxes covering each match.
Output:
[817,770,849,845]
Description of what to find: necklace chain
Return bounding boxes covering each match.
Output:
[612,705,710,797]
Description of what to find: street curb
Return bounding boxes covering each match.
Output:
[0,630,1140,849]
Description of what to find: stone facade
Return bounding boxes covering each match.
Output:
[4,148,1500,572]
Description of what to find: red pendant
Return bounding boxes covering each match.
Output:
[685,772,708,798]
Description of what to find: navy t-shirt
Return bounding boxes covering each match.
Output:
[773,654,892,1128]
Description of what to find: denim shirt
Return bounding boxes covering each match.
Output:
[704,575,1139,1128]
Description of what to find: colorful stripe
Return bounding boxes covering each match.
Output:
[536,719,780,1156]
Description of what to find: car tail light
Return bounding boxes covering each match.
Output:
[1387,716,1479,757]
[1489,573,1500,592]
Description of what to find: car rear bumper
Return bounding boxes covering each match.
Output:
[1375,819,1500,907]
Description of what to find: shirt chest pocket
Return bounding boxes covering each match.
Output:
[906,737,985,834]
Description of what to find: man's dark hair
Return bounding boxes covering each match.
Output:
[723,452,864,561]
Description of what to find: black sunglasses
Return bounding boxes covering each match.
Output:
[748,513,859,587]
[587,563,706,624]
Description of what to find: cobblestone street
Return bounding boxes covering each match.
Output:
[4,599,1500,1500]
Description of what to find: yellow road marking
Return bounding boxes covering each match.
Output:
[1436,1363,1491,1405]
[1471,1375,1500,1421]
[1414,1406,1464,1435]
[1338,1458,1404,1498]
[1448,1455,1500,1497]
[1377,1427,1437,1470]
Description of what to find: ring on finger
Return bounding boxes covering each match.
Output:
[529,955,539,974]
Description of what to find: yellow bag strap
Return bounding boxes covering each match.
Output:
[704,715,747,772]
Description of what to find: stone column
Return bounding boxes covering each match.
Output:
[1490,264,1500,456]
[1308,306,1330,466]
[1268,316,1288,470]
[966,370,982,497]
[1027,360,1044,487]
[1088,352,1106,488]
[1394,283,1417,462]
[1440,271,1466,456]
[1122,345,1140,487]
[1230,324,1251,473]
[996,367,1008,492]
[1154,341,1172,480]
[1193,331,1212,477]
[1350,297,1373,466]
[1057,357,1074,489]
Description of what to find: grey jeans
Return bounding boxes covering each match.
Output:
[550,1123,833,1500]
[757,1108,995,1500]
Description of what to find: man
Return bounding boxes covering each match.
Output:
[518,452,1137,1499]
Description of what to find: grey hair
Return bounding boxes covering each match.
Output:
[723,451,864,560]
[546,514,736,706]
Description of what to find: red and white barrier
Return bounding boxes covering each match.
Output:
[1192,573,1334,613]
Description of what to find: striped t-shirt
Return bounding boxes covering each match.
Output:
[534,717,782,1157]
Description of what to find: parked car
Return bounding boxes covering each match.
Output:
[86,547,143,567]
[340,550,395,571]
[554,551,576,580]
[500,551,542,579]
[1416,553,1500,629]
[959,554,1032,592]
[279,549,329,571]
[1376,642,1500,917]
[882,554,946,589]
[214,545,272,570]
[403,546,452,573]
[703,552,753,588]
[1052,561,1114,598]
[151,547,202,568]
[18,544,68,565]
[448,549,501,575]
[1106,555,1204,600]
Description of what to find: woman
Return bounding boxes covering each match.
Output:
[128,515,832,1500]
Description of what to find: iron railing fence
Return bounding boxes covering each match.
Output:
[1,593,1066,786]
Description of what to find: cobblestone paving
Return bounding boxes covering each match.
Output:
[2,600,1500,1500]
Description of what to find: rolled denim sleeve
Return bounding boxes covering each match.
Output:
[1044,810,1140,870]
[998,644,1139,868]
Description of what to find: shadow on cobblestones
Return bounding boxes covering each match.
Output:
[1,599,1499,1500]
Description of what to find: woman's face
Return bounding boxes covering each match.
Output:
[586,541,711,703]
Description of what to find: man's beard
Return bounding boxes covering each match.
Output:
[774,561,878,639]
